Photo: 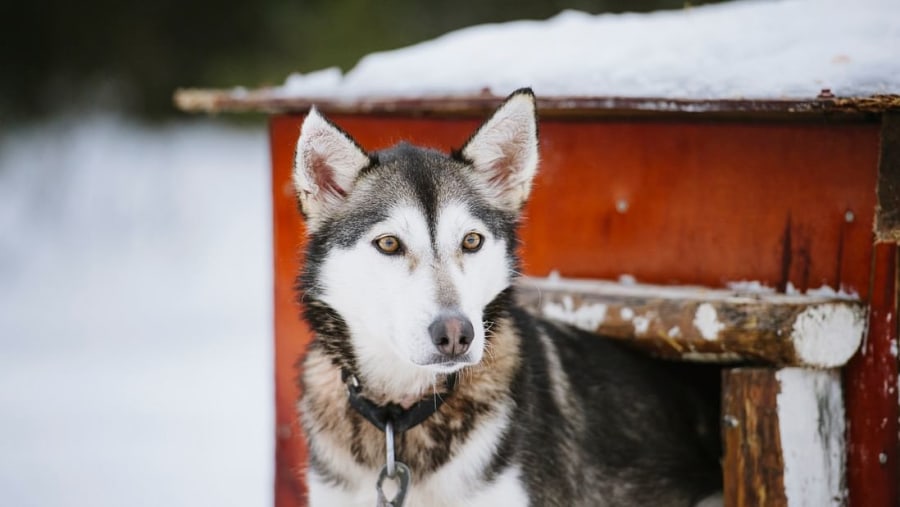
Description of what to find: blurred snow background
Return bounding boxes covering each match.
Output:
[0,115,273,506]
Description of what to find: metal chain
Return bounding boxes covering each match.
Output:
[375,421,410,506]
[385,421,396,477]
[375,462,410,507]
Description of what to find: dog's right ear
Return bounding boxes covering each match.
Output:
[293,107,371,226]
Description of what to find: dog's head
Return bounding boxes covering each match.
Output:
[294,89,538,393]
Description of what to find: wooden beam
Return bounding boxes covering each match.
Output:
[844,243,899,507]
[876,112,900,242]
[722,368,787,507]
[516,276,866,368]
[172,87,899,119]
[722,368,846,507]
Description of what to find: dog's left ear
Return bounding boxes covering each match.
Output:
[459,88,539,210]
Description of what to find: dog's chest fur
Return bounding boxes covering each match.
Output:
[300,319,524,505]
[300,309,723,507]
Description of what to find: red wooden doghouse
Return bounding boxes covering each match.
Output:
[176,90,900,507]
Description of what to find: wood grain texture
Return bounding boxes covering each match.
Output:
[844,243,899,507]
[172,87,900,118]
[516,277,866,367]
[722,368,788,507]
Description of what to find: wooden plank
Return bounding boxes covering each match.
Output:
[722,368,846,507]
[516,119,880,293]
[172,87,900,118]
[722,368,787,507]
[844,243,899,507]
[875,112,900,242]
[516,276,866,368]
[271,116,312,507]
[775,368,847,507]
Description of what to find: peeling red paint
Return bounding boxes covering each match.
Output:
[845,243,899,507]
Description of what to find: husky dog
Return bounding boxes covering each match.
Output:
[294,89,722,506]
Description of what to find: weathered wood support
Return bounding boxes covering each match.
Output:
[875,112,900,242]
[844,243,899,507]
[722,368,787,507]
[722,368,846,507]
[516,276,867,368]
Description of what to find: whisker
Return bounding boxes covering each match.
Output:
[460,367,471,386]
[432,378,439,410]
[483,341,497,362]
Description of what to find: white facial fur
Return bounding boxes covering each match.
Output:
[317,202,512,398]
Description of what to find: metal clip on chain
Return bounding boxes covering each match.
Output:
[375,421,410,507]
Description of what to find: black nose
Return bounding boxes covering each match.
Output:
[429,312,474,358]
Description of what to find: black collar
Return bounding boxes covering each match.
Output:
[341,369,458,434]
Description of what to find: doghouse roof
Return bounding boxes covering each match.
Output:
[175,0,900,118]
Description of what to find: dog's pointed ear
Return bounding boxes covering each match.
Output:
[293,107,371,225]
[459,88,539,210]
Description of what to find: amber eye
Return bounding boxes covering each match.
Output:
[461,232,483,252]
[374,235,402,254]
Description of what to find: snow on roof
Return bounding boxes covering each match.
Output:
[277,0,900,100]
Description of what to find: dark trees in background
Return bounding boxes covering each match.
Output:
[1,0,724,121]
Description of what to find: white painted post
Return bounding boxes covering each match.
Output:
[776,368,846,507]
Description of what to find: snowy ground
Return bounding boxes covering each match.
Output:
[0,115,273,507]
